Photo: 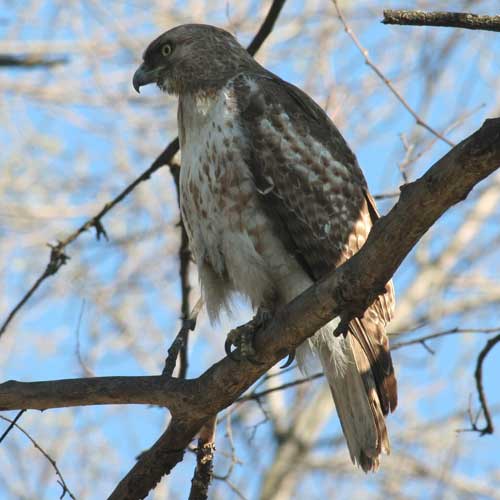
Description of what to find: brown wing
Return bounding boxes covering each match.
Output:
[234,73,397,414]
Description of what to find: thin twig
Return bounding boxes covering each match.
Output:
[471,333,500,435]
[373,192,400,200]
[331,0,455,147]
[162,298,203,377]
[382,10,500,33]
[168,163,193,378]
[0,409,25,443]
[0,139,179,337]
[239,373,323,401]
[74,299,94,377]
[0,414,77,500]
[391,327,500,350]
[245,0,287,56]
[0,54,68,67]
[0,0,288,338]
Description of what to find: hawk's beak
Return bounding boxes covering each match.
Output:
[133,63,157,93]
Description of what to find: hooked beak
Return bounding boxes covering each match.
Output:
[133,62,158,93]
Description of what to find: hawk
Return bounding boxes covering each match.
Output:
[134,24,397,471]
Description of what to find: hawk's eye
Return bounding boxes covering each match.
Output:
[161,43,173,57]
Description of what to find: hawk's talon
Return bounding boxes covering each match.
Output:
[225,338,242,362]
[224,306,275,364]
[280,350,295,369]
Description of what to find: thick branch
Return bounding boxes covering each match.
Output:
[1,119,499,421]
[382,10,500,33]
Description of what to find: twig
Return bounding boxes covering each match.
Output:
[168,163,193,378]
[382,10,500,33]
[245,0,286,56]
[0,414,77,500]
[0,138,179,337]
[0,0,288,338]
[391,327,500,350]
[471,333,500,435]
[331,0,455,147]
[373,192,400,200]
[189,417,217,500]
[238,373,323,401]
[0,54,68,67]
[162,298,203,377]
[213,411,240,481]
[0,409,25,443]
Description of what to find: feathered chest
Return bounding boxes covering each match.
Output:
[177,89,262,271]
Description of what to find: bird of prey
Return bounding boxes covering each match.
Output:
[134,24,397,471]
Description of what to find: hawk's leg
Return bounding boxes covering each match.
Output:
[225,306,274,364]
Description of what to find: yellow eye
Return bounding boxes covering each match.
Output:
[161,43,172,57]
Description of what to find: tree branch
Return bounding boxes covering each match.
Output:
[108,417,206,500]
[331,0,454,147]
[382,10,500,33]
[0,0,288,339]
[472,333,500,435]
[0,138,180,338]
[1,119,499,500]
[0,54,68,68]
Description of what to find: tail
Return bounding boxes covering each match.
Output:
[316,331,396,472]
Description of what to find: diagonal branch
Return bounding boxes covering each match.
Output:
[0,138,180,338]
[108,417,206,500]
[331,0,454,147]
[0,0,288,339]
[382,10,500,33]
[0,414,77,500]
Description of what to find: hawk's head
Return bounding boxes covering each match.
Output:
[133,24,259,96]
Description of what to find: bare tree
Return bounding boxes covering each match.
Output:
[0,1,499,499]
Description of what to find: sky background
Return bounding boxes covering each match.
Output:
[0,0,499,499]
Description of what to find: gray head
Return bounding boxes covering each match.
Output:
[133,24,261,96]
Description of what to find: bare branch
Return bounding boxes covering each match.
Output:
[0,54,68,67]
[471,333,500,435]
[162,299,202,377]
[391,327,500,351]
[0,414,77,500]
[331,0,455,147]
[0,138,180,337]
[245,0,287,56]
[0,120,497,482]
[0,0,288,340]
[238,373,323,401]
[0,409,25,443]
[382,10,500,33]
[167,162,194,378]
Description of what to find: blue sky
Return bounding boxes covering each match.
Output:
[1,1,499,499]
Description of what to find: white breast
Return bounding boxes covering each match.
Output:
[177,85,311,321]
